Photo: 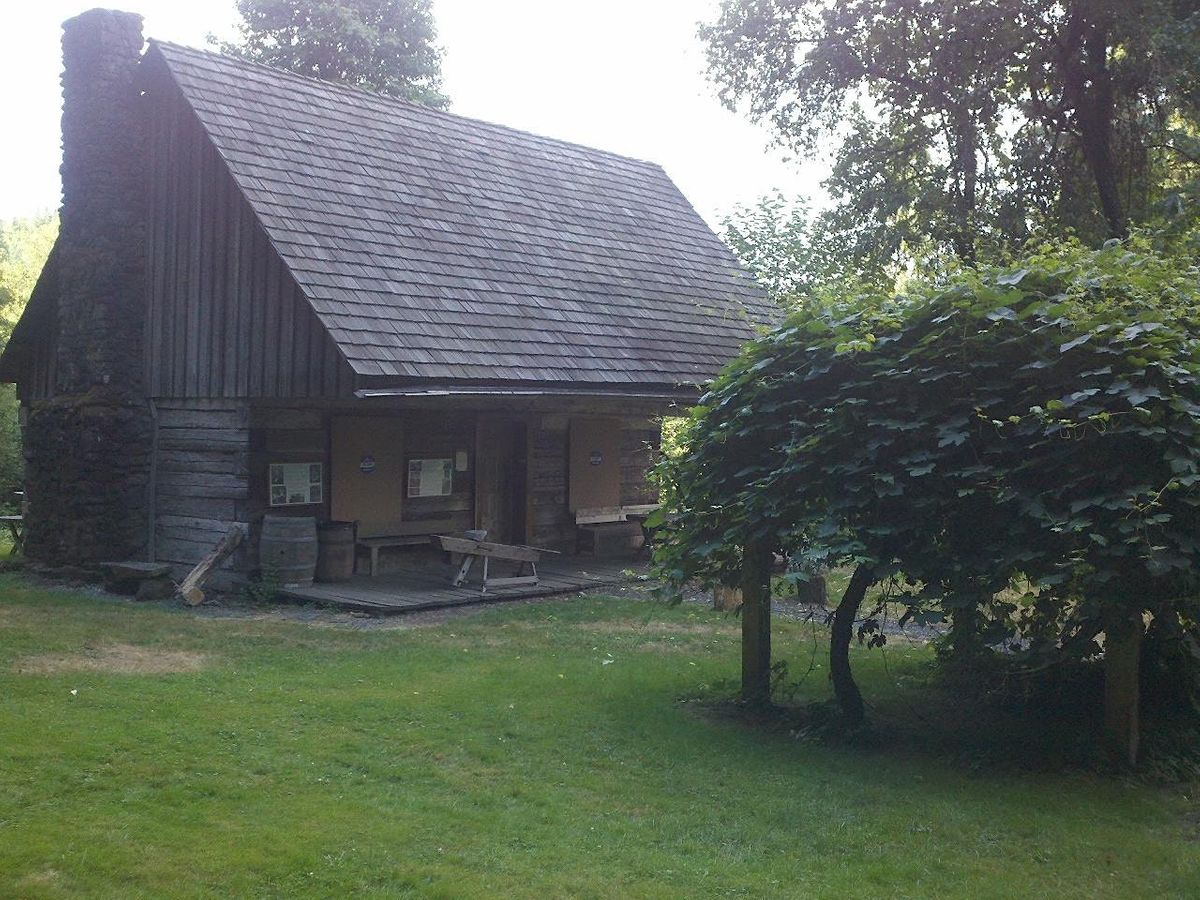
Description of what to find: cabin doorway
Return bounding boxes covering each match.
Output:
[475,417,528,545]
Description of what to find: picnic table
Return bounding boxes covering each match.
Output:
[429,534,560,594]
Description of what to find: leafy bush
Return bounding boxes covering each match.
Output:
[240,564,281,605]
[655,239,1200,713]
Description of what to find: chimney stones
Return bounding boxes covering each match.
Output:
[21,9,152,567]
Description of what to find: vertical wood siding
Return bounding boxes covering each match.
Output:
[11,250,61,403]
[19,326,59,403]
[144,71,354,400]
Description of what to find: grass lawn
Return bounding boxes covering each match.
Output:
[1,574,1197,898]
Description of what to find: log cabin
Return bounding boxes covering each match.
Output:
[0,9,770,592]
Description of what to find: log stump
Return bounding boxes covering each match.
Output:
[101,560,172,597]
[713,584,743,612]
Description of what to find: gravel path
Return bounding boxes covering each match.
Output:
[20,569,944,640]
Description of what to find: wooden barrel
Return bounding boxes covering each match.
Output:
[259,515,318,587]
[316,520,356,583]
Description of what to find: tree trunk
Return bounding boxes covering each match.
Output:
[1103,607,1142,768]
[740,540,773,707]
[830,563,873,725]
[1056,4,1126,239]
[1078,24,1125,239]
[947,598,985,662]
[951,108,978,263]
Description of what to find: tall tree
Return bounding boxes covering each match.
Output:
[221,0,448,107]
[0,214,57,345]
[702,0,1200,268]
[1020,0,1200,239]
[721,193,894,304]
[703,0,1021,266]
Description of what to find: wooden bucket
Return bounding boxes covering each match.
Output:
[260,515,318,587]
[316,520,356,583]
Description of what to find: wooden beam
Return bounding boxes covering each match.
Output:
[740,539,773,707]
[1104,608,1143,768]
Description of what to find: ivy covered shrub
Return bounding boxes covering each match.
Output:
[654,240,1200,720]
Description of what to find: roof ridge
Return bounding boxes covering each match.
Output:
[148,39,665,173]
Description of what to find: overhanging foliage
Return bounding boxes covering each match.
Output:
[655,240,1200,649]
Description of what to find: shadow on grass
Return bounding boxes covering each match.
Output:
[677,681,1200,784]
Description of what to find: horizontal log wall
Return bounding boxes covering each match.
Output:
[151,403,665,590]
[528,415,574,551]
[144,64,355,400]
[248,404,330,519]
[244,406,332,577]
[404,411,475,529]
[621,417,661,507]
[529,414,662,551]
[153,400,252,590]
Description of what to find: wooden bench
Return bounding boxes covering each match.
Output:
[574,504,659,556]
[574,504,659,525]
[358,519,458,576]
[430,533,559,594]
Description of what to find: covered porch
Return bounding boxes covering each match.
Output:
[278,554,643,614]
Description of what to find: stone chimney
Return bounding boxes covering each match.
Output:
[57,8,146,392]
[22,9,152,567]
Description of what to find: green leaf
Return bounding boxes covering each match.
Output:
[995,269,1029,286]
[1059,334,1092,353]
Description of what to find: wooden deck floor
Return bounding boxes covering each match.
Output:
[279,556,640,614]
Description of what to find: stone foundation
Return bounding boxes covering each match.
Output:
[23,389,151,567]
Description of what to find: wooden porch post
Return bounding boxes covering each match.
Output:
[740,539,772,707]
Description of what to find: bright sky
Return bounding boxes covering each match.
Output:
[0,0,827,227]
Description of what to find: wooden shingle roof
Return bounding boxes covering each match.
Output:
[152,42,771,390]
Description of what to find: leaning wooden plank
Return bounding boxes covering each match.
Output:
[177,524,245,606]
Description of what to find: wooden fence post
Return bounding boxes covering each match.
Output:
[740,539,772,707]
[1103,607,1143,768]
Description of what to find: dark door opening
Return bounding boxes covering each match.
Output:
[475,418,528,545]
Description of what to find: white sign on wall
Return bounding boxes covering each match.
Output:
[269,462,323,506]
[407,458,454,498]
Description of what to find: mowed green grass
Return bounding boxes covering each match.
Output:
[1,575,1197,899]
